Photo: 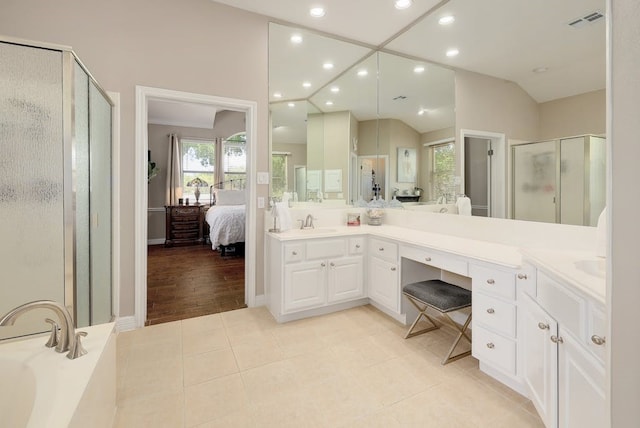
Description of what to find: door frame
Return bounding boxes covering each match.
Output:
[134,85,257,328]
[459,129,506,218]
[357,155,389,201]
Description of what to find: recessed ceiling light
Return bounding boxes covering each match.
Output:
[533,67,548,73]
[330,86,340,93]
[357,69,368,77]
[394,0,412,10]
[273,92,283,98]
[310,7,325,18]
[446,48,459,57]
[439,15,455,25]
[290,34,303,44]
[414,65,425,73]
[302,81,311,88]
[325,101,333,106]
[288,102,295,107]
[323,62,334,70]
[418,109,426,116]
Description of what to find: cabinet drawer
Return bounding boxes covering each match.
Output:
[401,246,468,276]
[469,264,516,300]
[349,237,365,255]
[284,243,304,263]
[537,271,585,339]
[472,326,517,375]
[369,238,398,262]
[473,292,517,338]
[171,207,200,216]
[586,302,607,363]
[306,239,346,260]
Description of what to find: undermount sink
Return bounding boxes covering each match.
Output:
[574,259,606,278]
[287,228,338,234]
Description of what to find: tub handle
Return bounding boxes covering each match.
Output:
[67,331,89,360]
[44,318,59,348]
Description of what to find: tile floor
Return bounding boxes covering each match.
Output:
[115,305,544,427]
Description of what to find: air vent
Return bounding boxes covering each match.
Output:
[568,10,604,28]
[393,95,407,101]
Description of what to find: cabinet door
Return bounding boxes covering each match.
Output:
[368,256,399,312]
[284,261,326,313]
[521,293,558,428]
[558,328,606,428]
[327,256,364,303]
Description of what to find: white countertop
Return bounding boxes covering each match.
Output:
[268,225,607,303]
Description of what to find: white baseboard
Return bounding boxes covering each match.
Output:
[147,238,165,246]
[115,316,137,332]
[253,294,266,307]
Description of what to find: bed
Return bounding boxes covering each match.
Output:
[205,182,246,255]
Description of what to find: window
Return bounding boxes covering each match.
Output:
[271,153,288,198]
[181,139,215,203]
[427,141,456,202]
[222,132,247,184]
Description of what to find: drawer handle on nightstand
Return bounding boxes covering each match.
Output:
[486,343,495,349]
[486,308,495,314]
[517,273,528,280]
[486,279,495,285]
[391,267,397,271]
[425,257,432,262]
[591,335,606,346]
[538,322,550,330]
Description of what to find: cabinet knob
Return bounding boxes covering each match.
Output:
[591,335,606,346]
[330,262,335,267]
[321,262,326,267]
[425,257,432,262]
[486,343,495,349]
[486,308,495,314]
[517,273,528,280]
[355,244,361,249]
[538,322,550,330]
[379,247,384,251]
[391,267,397,271]
[550,335,564,344]
[292,251,298,256]
[486,279,495,285]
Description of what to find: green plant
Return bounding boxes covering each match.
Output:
[148,161,159,182]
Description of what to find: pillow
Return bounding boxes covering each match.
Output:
[215,189,245,205]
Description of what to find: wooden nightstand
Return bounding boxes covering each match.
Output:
[164,205,204,247]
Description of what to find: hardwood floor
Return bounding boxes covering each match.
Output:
[146,244,246,325]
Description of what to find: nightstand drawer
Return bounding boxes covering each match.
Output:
[165,205,204,246]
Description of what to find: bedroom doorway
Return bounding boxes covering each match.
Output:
[135,86,257,328]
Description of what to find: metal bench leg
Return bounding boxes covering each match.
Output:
[441,312,472,365]
[404,295,440,339]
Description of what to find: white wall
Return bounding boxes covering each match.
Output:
[539,89,606,140]
[0,0,271,315]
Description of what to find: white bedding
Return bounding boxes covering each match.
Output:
[205,204,246,249]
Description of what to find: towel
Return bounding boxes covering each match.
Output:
[275,202,293,231]
[596,207,606,258]
[456,196,472,216]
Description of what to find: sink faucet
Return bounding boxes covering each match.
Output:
[0,300,84,359]
[302,214,315,229]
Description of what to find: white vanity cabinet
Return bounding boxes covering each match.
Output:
[367,237,400,314]
[520,269,606,428]
[268,235,366,322]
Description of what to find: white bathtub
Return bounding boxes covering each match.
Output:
[0,322,116,428]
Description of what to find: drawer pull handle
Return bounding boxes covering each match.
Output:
[425,257,432,262]
[330,262,335,267]
[486,308,495,314]
[486,343,495,349]
[591,335,606,346]
[550,335,564,344]
[355,244,361,249]
[517,273,528,280]
[486,279,495,285]
[391,267,397,271]
[538,322,550,330]
[321,263,326,267]
[292,251,298,256]
[379,247,384,251]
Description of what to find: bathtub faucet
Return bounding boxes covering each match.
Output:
[0,300,84,359]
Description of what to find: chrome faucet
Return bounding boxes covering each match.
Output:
[0,300,86,359]
[302,214,315,229]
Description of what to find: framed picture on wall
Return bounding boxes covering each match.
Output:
[397,147,416,183]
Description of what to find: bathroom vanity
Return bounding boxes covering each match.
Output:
[264,208,606,428]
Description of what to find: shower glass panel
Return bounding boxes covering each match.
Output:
[89,82,112,325]
[513,141,558,223]
[0,42,65,339]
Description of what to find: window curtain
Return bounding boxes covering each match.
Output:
[166,133,182,205]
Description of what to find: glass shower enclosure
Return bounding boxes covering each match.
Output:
[0,37,113,340]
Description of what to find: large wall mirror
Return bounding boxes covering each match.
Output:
[269,0,605,225]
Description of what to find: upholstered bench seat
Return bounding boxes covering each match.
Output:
[402,279,472,365]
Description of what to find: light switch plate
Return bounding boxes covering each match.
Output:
[257,172,269,184]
